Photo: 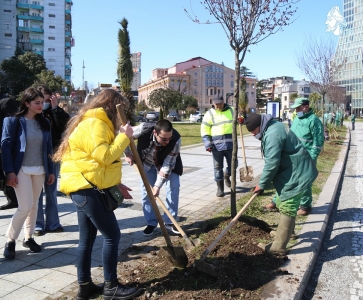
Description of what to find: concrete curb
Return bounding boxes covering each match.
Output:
[260,129,351,300]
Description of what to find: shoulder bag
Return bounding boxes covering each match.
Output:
[81,174,124,211]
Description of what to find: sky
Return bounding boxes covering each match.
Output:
[70,0,342,89]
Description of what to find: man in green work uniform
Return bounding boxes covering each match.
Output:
[265,98,324,215]
[245,113,318,255]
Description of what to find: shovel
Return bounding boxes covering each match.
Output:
[116,104,188,268]
[131,164,200,250]
[239,124,254,182]
[195,192,259,277]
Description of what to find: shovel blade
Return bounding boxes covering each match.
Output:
[239,166,254,182]
[162,245,188,268]
[195,259,218,278]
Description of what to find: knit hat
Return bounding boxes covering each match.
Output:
[244,113,262,131]
[212,94,224,104]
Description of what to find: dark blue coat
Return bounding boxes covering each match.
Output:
[1,116,54,178]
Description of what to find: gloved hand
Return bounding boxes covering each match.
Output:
[253,185,264,195]
[238,117,245,125]
[206,147,212,152]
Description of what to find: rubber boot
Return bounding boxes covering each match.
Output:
[259,214,295,255]
[224,172,231,188]
[76,281,104,300]
[216,180,224,197]
[104,279,141,300]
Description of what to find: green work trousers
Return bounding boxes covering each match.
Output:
[275,192,304,218]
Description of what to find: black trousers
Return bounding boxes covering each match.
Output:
[0,156,17,204]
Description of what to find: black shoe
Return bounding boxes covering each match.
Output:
[76,281,104,300]
[164,223,180,235]
[4,241,16,259]
[22,238,41,253]
[143,225,156,236]
[0,201,18,210]
[46,226,64,233]
[216,180,225,197]
[33,230,44,236]
[104,279,141,300]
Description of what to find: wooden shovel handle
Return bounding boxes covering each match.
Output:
[201,192,259,260]
[116,105,172,247]
[239,124,248,170]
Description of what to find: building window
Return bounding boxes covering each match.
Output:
[231,81,234,88]
[49,59,55,62]
[32,1,40,5]
[49,2,55,6]
[194,79,198,86]
[48,48,55,51]
[49,14,56,18]
[49,25,55,29]
[48,36,55,40]
[5,33,12,37]
[4,10,11,13]
[5,45,11,49]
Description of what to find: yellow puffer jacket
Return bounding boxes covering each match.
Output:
[59,108,130,195]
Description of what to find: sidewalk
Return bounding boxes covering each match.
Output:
[0,125,350,300]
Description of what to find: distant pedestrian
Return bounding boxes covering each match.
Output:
[53,89,141,300]
[201,94,234,197]
[286,110,292,128]
[34,85,70,236]
[2,88,55,259]
[245,113,318,255]
[351,112,356,130]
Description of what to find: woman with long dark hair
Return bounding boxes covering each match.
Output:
[2,87,55,259]
[53,89,141,300]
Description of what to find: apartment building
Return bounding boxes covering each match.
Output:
[138,56,258,113]
[0,0,73,82]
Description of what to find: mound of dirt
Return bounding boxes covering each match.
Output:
[117,217,287,299]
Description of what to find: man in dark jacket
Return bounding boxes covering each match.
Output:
[0,96,19,210]
[125,119,182,236]
[34,85,70,236]
[245,113,318,255]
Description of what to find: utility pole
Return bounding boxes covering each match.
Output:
[82,60,85,89]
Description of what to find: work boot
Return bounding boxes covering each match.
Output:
[4,240,16,259]
[224,172,231,188]
[104,279,141,300]
[76,281,104,300]
[258,214,295,256]
[297,207,311,216]
[216,180,224,197]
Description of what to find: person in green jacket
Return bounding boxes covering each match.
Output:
[351,112,356,130]
[245,113,318,255]
[266,98,324,216]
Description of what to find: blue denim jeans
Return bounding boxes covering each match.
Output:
[211,149,233,181]
[71,188,121,283]
[141,165,180,227]
[35,162,61,231]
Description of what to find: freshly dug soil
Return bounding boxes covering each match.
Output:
[117,216,287,299]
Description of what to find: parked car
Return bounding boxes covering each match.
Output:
[167,113,181,121]
[189,111,204,122]
[146,111,159,122]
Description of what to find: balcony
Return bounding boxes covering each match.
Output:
[33,50,43,55]
[30,27,44,33]
[30,39,43,44]
[65,20,71,25]
[65,65,71,69]
[65,0,72,3]
[65,31,71,37]
[65,53,71,58]
[65,9,71,14]
[65,42,71,47]
[17,26,30,31]
[18,15,44,21]
[16,3,44,10]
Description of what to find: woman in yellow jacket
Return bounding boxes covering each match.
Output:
[53,89,141,300]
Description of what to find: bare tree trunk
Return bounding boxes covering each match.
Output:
[230,50,241,218]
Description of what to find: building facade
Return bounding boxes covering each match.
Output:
[131,52,141,92]
[333,0,363,114]
[0,0,73,82]
[138,57,258,113]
